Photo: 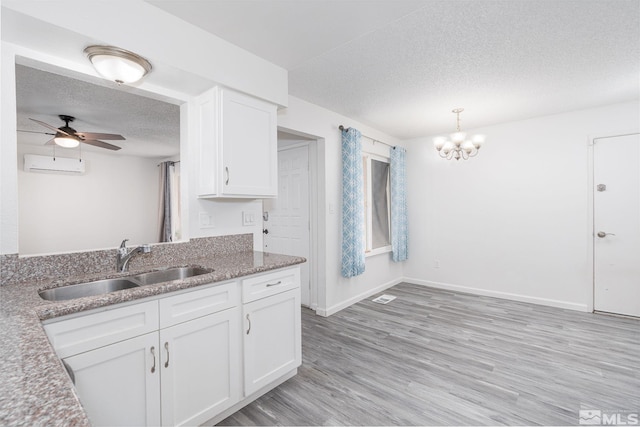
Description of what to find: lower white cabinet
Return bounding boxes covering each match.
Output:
[45,266,301,426]
[160,308,241,426]
[243,288,301,396]
[62,306,240,427]
[63,332,161,427]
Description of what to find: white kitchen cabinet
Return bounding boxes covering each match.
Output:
[45,282,241,427]
[196,86,277,198]
[160,308,241,426]
[43,267,301,426]
[62,332,161,427]
[242,282,301,396]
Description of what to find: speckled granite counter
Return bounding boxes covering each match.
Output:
[0,249,305,426]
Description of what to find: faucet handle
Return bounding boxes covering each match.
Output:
[141,244,152,253]
[119,239,129,249]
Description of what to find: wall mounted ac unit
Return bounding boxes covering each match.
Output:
[24,154,85,174]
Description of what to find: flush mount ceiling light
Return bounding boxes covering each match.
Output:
[433,108,485,161]
[84,45,152,84]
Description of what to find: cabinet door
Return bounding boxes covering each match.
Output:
[243,288,301,396]
[221,89,277,197]
[196,87,220,197]
[160,308,241,427]
[63,333,161,427]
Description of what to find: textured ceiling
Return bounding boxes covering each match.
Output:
[16,64,180,158]
[149,0,640,139]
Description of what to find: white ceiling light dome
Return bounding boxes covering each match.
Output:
[84,45,152,84]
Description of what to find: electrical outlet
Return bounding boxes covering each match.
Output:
[434,259,440,268]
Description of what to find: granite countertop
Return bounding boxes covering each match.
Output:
[0,250,305,426]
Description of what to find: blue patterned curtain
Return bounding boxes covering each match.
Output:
[341,128,366,277]
[390,147,408,262]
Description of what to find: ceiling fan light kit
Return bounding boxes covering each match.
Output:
[434,108,485,161]
[84,45,152,84]
[52,115,80,147]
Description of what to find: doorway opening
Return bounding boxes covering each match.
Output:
[263,128,323,311]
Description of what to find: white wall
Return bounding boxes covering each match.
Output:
[278,96,405,316]
[404,101,640,311]
[17,145,160,255]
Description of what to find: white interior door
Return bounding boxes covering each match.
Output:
[593,133,640,317]
[263,145,310,306]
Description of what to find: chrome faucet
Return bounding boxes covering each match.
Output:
[116,239,151,272]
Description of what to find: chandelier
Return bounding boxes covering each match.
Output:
[433,108,485,161]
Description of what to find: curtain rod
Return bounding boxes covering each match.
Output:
[339,125,396,149]
[157,160,180,166]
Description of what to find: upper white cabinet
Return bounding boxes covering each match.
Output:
[196,87,278,198]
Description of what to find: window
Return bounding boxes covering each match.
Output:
[363,154,391,255]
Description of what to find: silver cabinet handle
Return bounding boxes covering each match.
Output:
[62,359,75,385]
[225,166,229,185]
[246,314,251,335]
[597,231,616,238]
[150,346,156,373]
[266,281,282,287]
[164,342,170,368]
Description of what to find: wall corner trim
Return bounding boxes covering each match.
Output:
[316,277,402,317]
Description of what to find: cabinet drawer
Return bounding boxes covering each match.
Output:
[159,281,238,328]
[44,300,159,359]
[242,267,300,303]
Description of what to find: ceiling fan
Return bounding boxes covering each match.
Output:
[24,115,125,151]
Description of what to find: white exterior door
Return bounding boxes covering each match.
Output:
[593,133,640,317]
[263,145,311,306]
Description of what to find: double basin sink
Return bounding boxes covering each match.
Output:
[39,266,213,302]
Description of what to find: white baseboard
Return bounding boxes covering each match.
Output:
[316,277,402,317]
[404,277,589,312]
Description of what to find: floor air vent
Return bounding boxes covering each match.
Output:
[372,294,396,304]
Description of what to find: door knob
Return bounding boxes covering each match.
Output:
[263,229,269,234]
[597,231,616,238]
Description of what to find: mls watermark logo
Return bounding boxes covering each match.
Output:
[579,409,639,426]
[580,410,603,425]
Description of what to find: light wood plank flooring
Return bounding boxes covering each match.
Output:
[219,283,640,426]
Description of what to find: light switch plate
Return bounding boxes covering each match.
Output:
[242,211,255,226]
[199,212,214,228]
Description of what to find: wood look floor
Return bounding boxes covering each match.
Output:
[219,283,640,426]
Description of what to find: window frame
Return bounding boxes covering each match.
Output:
[362,151,392,257]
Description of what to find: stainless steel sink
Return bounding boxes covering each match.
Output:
[39,266,213,301]
[39,278,140,301]
[129,266,213,286]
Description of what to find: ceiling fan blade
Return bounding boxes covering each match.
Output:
[76,132,125,141]
[17,129,56,135]
[29,118,69,135]
[81,139,122,151]
[44,138,55,145]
